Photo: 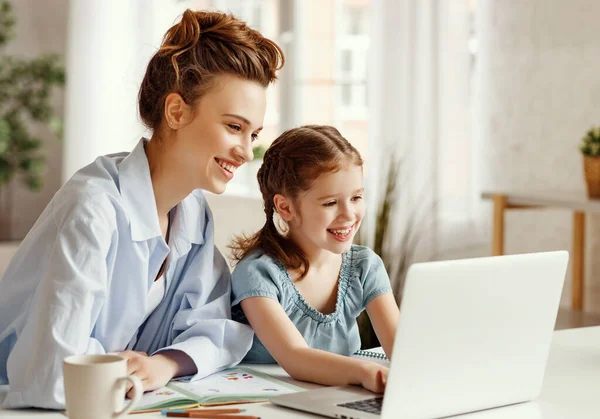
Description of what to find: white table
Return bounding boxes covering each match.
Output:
[2,327,600,418]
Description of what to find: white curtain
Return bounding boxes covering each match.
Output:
[367,0,483,295]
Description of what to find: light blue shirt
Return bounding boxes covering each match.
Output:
[231,245,393,363]
[0,139,253,409]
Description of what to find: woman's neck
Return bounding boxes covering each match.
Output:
[145,136,193,219]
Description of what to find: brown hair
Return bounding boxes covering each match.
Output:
[138,9,285,130]
[229,125,363,279]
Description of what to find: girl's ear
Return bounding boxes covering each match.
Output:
[273,194,294,222]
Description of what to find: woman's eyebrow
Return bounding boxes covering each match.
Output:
[222,113,263,131]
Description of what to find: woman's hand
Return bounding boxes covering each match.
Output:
[360,362,389,393]
[119,350,179,396]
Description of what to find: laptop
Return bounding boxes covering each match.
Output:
[271,251,568,419]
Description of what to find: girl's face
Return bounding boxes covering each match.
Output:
[168,74,266,194]
[287,165,365,255]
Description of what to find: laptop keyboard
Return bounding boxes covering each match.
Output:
[338,396,384,415]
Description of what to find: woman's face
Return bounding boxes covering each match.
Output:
[168,74,267,194]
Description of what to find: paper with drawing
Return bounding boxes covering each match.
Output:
[135,367,299,412]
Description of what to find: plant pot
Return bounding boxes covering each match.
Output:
[583,156,600,199]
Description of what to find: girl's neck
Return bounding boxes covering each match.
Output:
[310,250,341,272]
[289,232,342,271]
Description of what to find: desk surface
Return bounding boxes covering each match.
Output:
[2,327,600,418]
[481,190,600,212]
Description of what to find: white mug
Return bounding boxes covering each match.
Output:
[63,354,142,419]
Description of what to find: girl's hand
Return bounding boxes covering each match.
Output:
[119,350,179,396]
[360,363,389,393]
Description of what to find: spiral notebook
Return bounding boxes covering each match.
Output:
[352,347,390,366]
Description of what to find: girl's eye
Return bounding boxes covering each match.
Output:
[323,201,336,207]
[352,195,363,202]
[251,133,259,141]
[228,124,242,132]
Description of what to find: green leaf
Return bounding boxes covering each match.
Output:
[0,1,16,47]
[252,145,267,160]
[18,138,41,152]
[24,174,43,191]
[0,118,10,154]
[48,116,63,139]
[0,157,13,185]
[19,157,45,175]
[581,126,600,156]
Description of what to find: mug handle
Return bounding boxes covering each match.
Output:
[113,375,142,417]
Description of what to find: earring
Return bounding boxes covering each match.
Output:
[273,211,290,237]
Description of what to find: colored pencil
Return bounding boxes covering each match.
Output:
[165,413,260,419]
[201,400,268,407]
[161,408,245,416]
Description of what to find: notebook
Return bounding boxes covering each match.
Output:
[352,347,390,366]
[133,367,301,413]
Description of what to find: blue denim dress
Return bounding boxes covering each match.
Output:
[231,245,393,363]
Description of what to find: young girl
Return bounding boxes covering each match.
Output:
[230,125,400,393]
[0,10,284,409]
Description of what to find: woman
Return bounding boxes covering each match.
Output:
[0,9,284,409]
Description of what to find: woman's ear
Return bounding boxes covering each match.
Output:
[273,194,294,222]
[164,93,192,129]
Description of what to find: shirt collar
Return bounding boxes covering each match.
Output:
[170,190,208,256]
[118,139,162,242]
[118,138,208,246]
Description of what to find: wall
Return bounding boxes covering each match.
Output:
[204,193,265,267]
[476,0,600,301]
[3,0,68,239]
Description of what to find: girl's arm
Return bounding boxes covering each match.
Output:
[365,292,400,359]
[241,297,388,393]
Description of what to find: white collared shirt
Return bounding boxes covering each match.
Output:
[0,139,253,409]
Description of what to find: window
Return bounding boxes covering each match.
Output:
[334,1,369,124]
[293,0,371,162]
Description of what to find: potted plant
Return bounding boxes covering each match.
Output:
[580,126,600,199]
[0,0,65,239]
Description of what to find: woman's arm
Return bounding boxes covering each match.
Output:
[3,198,113,409]
[119,350,195,397]
[241,297,388,393]
[365,292,400,359]
[149,250,253,382]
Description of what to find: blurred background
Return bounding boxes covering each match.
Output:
[2,0,600,330]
